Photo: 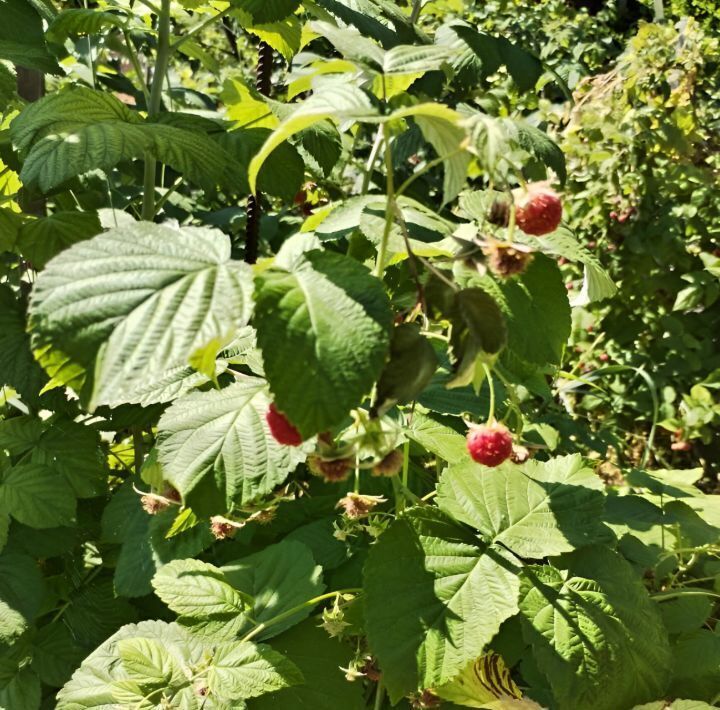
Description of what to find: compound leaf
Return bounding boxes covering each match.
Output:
[364,506,521,702]
[29,223,253,410]
[157,376,307,517]
[437,454,606,558]
[254,249,392,437]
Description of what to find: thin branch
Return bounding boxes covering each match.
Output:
[240,589,361,643]
[410,0,423,24]
[170,8,230,53]
[123,30,151,106]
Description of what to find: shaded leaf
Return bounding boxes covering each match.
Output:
[250,619,365,710]
[47,8,126,40]
[0,463,75,528]
[254,249,392,437]
[232,0,301,24]
[668,630,720,702]
[0,553,43,648]
[373,323,439,415]
[437,454,606,558]
[222,540,325,641]
[448,288,507,388]
[0,0,60,73]
[17,211,101,270]
[157,376,306,517]
[364,506,521,702]
[519,547,671,710]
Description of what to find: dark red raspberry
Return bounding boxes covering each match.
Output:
[266,403,303,446]
[466,422,513,467]
[514,184,563,236]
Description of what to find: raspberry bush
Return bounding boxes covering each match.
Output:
[0,1,718,709]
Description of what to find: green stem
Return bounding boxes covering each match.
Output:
[123,30,151,107]
[393,439,411,514]
[401,439,410,491]
[360,127,384,195]
[410,0,422,23]
[153,175,183,216]
[374,681,385,710]
[170,9,230,53]
[482,362,495,422]
[494,367,523,435]
[240,589,361,643]
[373,126,395,278]
[395,148,462,199]
[132,426,145,474]
[660,491,666,551]
[141,151,156,220]
[652,589,720,601]
[141,0,171,222]
[83,0,96,89]
[506,196,517,242]
[665,575,720,586]
[635,367,659,468]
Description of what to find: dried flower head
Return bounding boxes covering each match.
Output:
[308,455,353,482]
[162,486,182,503]
[510,444,531,464]
[141,494,168,515]
[487,195,511,227]
[372,449,404,477]
[336,492,387,519]
[360,656,382,682]
[409,689,442,709]
[485,242,533,278]
[210,515,238,540]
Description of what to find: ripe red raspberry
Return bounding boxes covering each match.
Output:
[266,403,303,446]
[514,184,562,236]
[466,422,513,467]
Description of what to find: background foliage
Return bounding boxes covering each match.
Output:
[0,0,718,708]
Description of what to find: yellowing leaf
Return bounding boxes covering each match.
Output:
[245,16,302,62]
[371,72,423,99]
[287,59,357,100]
[435,653,522,707]
[221,79,279,129]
